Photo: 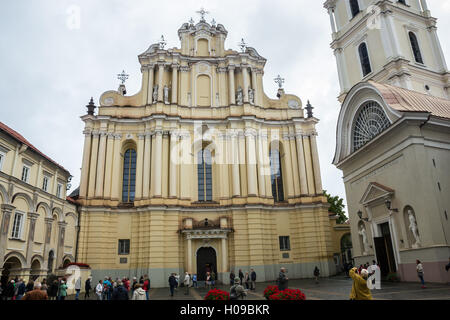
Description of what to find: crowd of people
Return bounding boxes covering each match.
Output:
[228,268,257,290]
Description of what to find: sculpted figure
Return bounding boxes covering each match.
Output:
[408,210,421,247]
[152,85,158,103]
[236,86,243,105]
[164,85,170,104]
[359,225,369,255]
[248,88,254,105]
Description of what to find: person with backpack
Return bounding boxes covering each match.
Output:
[168,273,177,297]
[102,277,111,300]
[230,278,246,300]
[112,281,129,300]
[192,274,197,288]
[250,269,257,291]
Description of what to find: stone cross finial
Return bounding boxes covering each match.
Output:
[189,17,195,25]
[274,75,285,89]
[196,7,209,22]
[117,70,129,85]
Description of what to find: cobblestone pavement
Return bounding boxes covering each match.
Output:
[67,275,450,300]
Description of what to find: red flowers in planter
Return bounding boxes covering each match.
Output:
[263,285,306,300]
[204,289,230,300]
[263,285,280,299]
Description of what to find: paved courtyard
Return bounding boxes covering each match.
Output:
[69,275,450,300]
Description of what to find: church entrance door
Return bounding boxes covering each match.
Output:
[374,222,396,277]
[196,247,217,281]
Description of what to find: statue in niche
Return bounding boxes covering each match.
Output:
[215,92,220,107]
[236,86,243,105]
[164,85,170,104]
[152,85,158,103]
[408,210,421,248]
[248,88,255,105]
[359,225,369,255]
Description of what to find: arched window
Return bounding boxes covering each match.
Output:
[353,101,391,151]
[409,32,424,64]
[358,43,372,77]
[270,148,284,202]
[198,149,212,202]
[122,149,137,203]
[350,0,360,18]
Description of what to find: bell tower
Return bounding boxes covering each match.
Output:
[324,0,449,102]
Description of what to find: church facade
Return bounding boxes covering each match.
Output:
[325,0,450,283]
[76,15,342,287]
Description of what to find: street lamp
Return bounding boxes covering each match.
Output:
[357,210,369,222]
[384,199,398,212]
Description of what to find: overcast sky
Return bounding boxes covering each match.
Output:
[1,0,449,215]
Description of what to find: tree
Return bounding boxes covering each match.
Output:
[323,190,348,224]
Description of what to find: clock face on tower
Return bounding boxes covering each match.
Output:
[353,101,391,151]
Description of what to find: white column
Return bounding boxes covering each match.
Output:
[251,68,258,105]
[256,134,266,197]
[87,131,99,198]
[309,132,323,194]
[169,132,178,198]
[334,48,350,93]
[328,7,336,33]
[242,65,250,103]
[428,26,448,72]
[171,64,179,104]
[303,135,315,195]
[95,131,107,198]
[231,132,241,197]
[154,130,163,197]
[143,132,152,199]
[420,0,429,13]
[245,129,258,197]
[147,65,155,104]
[103,133,115,199]
[187,237,193,273]
[111,134,122,201]
[221,237,228,272]
[228,66,236,105]
[158,63,164,102]
[135,134,145,200]
[295,132,309,195]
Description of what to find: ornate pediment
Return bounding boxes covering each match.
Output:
[360,182,394,205]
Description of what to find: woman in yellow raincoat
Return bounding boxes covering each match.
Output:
[349,267,372,300]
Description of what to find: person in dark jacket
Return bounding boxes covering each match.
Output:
[238,269,244,285]
[314,266,320,284]
[250,269,257,291]
[25,280,34,293]
[85,277,92,299]
[16,279,26,300]
[168,274,177,297]
[5,280,15,300]
[277,267,288,290]
[48,280,59,300]
[229,271,235,286]
[111,281,129,300]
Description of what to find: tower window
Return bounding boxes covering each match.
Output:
[409,32,424,64]
[350,0,360,18]
[197,149,212,202]
[122,149,137,203]
[270,148,284,202]
[398,0,406,4]
[358,43,372,77]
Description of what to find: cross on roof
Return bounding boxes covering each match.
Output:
[238,38,247,53]
[117,70,129,84]
[158,35,167,50]
[196,7,209,22]
[274,75,285,89]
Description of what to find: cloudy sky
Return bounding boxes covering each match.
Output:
[1,0,449,214]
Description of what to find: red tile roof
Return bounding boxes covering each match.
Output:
[0,121,70,175]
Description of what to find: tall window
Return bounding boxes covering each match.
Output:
[350,0,360,18]
[409,32,424,64]
[11,211,24,239]
[56,183,63,198]
[270,148,284,202]
[398,0,406,5]
[358,43,372,77]
[122,149,137,203]
[197,149,212,202]
[118,239,130,255]
[0,152,5,171]
[42,176,49,192]
[21,165,30,183]
[279,236,291,251]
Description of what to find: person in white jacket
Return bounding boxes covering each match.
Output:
[132,284,147,300]
[184,272,191,295]
[95,280,103,300]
